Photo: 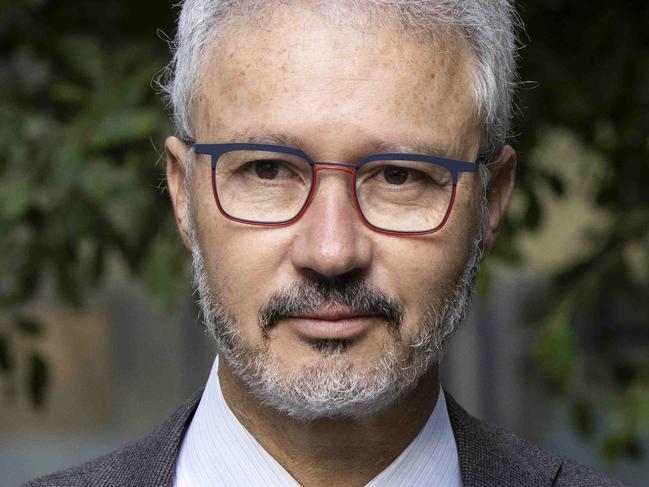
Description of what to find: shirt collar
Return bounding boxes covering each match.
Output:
[174,356,461,487]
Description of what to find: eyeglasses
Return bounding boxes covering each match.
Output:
[193,143,486,236]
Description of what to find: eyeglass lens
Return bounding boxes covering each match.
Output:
[213,150,454,232]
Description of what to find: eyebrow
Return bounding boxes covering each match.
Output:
[372,140,455,158]
[231,131,305,149]
[228,130,458,160]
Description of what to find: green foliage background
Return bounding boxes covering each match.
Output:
[1,0,647,461]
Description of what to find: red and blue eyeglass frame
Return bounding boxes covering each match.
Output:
[192,142,488,236]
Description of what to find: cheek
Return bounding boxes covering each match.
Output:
[191,178,294,342]
[376,187,480,337]
[216,230,290,298]
[377,237,460,321]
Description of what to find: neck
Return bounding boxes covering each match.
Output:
[217,358,440,487]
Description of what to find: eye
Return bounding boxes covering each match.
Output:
[381,165,423,185]
[242,159,302,181]
[254,160,281,179]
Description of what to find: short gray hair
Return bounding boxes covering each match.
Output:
[159,0,520,156]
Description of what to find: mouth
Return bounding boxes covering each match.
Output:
[285,305,379,340]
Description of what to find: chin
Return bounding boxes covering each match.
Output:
[223,336,433,422]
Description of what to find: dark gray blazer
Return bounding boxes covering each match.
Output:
[24,389,627,486]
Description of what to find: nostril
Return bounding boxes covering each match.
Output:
[290,208,371,278]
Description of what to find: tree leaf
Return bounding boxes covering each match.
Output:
[89,109,159,149]
[572,398,594,436]
[59,36,104,82]
[0,179,33,221]
[0,332,14,373]
[524,191,542,231]
[534,304,576,387]
[27,352,48,409]
[546,173,566,197]
[15,316,43,336]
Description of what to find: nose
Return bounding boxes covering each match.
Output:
[289,167,372,279]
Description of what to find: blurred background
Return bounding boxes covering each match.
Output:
[1,0,647,485]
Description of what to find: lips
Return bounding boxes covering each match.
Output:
[286,305,378,340]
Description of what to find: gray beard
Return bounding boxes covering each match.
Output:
[187,191,488,422]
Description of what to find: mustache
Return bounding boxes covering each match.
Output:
[258,273,404,334]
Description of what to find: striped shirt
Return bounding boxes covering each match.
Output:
[173,357,462,486]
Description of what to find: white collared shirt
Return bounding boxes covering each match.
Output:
[173,357,462,486]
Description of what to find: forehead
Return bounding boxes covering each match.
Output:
[192,5,481,158]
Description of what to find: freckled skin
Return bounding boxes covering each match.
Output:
[189,9,483,367]
[166,5,516,487]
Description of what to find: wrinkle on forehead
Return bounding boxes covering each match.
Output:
[199,5,471,89]
[191,3,481,159]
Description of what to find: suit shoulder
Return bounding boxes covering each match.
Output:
[552,458,628,486]
[443,389,629,486]
[473,420,628,486]
[21,444,128,486]
[22,390,203,487]
[22,431,164,487]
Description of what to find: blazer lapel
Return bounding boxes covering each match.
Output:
[121,387,563,487]
[123,388,204,487]
[444,389,562,487]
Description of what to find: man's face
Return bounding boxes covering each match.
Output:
[172,6,495,419]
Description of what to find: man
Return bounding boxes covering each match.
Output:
[26,1,625,486]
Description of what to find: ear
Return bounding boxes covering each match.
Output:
[166,136,193,250]
[482,145,517,254]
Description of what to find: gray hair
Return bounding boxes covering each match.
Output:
[159,0,520,157]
